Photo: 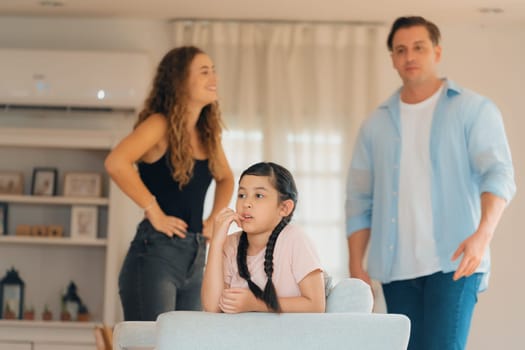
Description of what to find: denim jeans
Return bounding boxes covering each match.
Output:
[119,219,206,321]
[382,271,482,350]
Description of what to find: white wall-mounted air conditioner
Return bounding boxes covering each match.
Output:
[0,48,152,111]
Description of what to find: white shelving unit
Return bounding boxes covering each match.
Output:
[0,111,140,349]
[0,48,151,349]
[0,194,109,206]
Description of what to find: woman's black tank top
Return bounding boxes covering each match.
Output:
[138,153,213,234]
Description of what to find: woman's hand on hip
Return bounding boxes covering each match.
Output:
[146,206,188,238]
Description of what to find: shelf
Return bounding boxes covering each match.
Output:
[0,194,109,206]
[0,127,116,150]
[0,235,107,247]
[0,319,98,329]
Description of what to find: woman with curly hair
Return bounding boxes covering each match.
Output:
[106,46,234,321]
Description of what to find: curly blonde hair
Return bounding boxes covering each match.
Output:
[135,46,223,187]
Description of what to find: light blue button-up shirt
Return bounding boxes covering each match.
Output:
[345,79,516,291]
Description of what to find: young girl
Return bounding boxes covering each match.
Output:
[202,162,325,313]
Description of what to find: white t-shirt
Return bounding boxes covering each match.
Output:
[391,85,443,280]
[223,223,322,298]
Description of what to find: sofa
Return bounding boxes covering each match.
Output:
[112,278,410,350]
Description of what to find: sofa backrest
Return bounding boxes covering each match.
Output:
[156,311,410,350]
[113,278,404,350]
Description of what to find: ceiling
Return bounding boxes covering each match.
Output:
[0,0,523,25]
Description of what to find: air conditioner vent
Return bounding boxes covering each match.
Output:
[1,104,135,114]
[0,49,150,110]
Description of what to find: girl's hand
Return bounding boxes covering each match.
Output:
[218,288,260,313]
[212,208,242,243]
[146,205,188,238]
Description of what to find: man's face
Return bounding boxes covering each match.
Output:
[390,25,441,86]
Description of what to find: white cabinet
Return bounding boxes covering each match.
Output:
[34,344,95,350]
[0,110,141,346]
[0,320,97,349]
[0,342,32,350]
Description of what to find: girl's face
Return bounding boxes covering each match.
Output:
[236,175,289,236]
[186,53,218,107]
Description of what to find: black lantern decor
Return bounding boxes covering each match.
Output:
[0,267,25,319]
[62,281,82,321]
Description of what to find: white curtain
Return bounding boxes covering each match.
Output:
[172,20,382,282]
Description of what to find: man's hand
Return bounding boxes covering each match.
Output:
[347,229,372,286]
[350,267,373,287]
[451,229,492,280]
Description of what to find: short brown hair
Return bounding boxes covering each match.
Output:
[387,16,441,51]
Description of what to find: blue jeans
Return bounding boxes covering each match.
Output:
[119,219,206,321]
[382,271,482,350]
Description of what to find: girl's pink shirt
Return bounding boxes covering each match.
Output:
[223,223,322,297]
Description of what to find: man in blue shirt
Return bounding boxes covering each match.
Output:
[345,16,515,350]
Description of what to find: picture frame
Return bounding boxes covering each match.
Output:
[63,172,103,197]
[70,205,98,240]
[0,171,24,195]
[0,202,7,235]
[31,168,57,196]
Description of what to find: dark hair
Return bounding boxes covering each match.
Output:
[236,162,298,312]
[135,46,223,187]
[387,16,441,51]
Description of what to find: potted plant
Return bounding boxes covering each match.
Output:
[3,302,16,319]
[23,305,35,320]
[77,303,90,322]
[42,304,53,321]
[60,300,71,321]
